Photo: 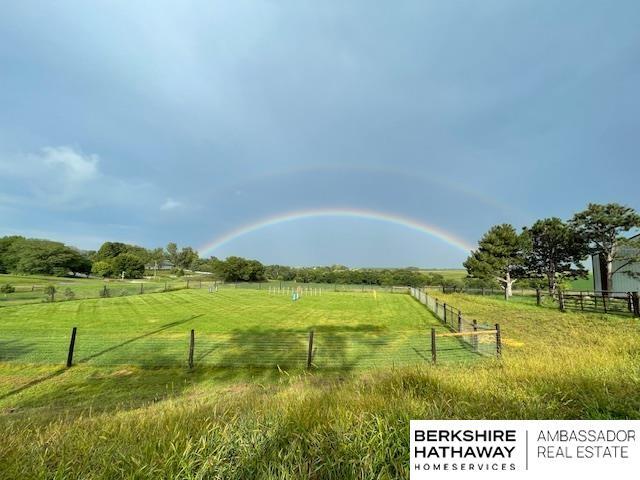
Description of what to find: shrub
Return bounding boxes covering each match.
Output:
[63,288,75,300]
[0,283,15,293]
[43,284,56,302]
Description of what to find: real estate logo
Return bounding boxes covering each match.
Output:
[411,420,640,479]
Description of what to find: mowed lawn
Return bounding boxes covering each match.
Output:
[0,289,477,398]
[0,273,189,307]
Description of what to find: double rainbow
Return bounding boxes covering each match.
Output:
[198,208,475,257]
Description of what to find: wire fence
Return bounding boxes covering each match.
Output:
[0,288,501,369]
[409,287,500,359]
[0,328,485,369]
[0,279,412,308]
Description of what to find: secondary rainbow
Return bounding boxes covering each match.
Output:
[198,208,475,256]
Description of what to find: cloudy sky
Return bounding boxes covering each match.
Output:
[1,1,639,267]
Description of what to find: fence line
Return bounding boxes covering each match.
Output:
[409,287,500,359]
[427,284,640,318]
[1,287,502,370]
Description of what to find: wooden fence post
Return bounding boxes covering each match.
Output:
[435,298,439,316]
[632,292,640,318]
[602,292,608,314]
[495,323,501,357]
[443,303,447,324]
[536,289,541,306]
[140,283,144,294]
[431,328,436,364]
[188,329,195,369]
[558,291,565,312]
[307,330,315,369]
[457,311,462,332]
[579,292,584,311]
[66,327,77,367]
[186,279,190,289]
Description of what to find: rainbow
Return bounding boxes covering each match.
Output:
[198,208,475,257]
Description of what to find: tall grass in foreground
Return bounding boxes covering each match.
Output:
[0,293,639,479]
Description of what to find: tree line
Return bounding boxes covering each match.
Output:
[0,235,454,287]
[464,203,640,299]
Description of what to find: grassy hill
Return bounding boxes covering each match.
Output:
[0,287,638,478]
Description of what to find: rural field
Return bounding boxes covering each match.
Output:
[1,283,639,479]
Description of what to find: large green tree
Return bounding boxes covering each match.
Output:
[570,203,640,291]
[523,218,588,295]
[165,243,199,271]
[220,256,266,282]
[1,237,91,276]
[111,253,145,279]
[464,224,526,299]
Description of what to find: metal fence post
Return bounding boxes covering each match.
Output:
[472,320,478,353]
[307,330,315,368]
[495,323,501,357]
[457,311,462,332]
[66,327,77,367]
[431,328,436,364]
[188,329,195,369]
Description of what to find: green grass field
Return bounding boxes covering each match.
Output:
[1,285,638,479]
[0,289,480,377]
[0,273,195,307]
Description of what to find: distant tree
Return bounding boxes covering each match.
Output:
[464,224,527,300]
[112,253,145,279]
[570,203,640,291]
[148,247,165,277]
[96,242,129,260]
[44,284,56,302]
[91,260,113,278]
[219,256,265,282]
[166,242,179,266]
[522,218,589,295]
[164,243,199,271]
[176,247,199,270]
[0,236,24,273]
[4,238,91,276]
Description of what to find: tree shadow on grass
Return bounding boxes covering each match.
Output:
[1,365,286,420]
[202,324,399,372]
[0,315,203,407]
[0,340,38,362]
